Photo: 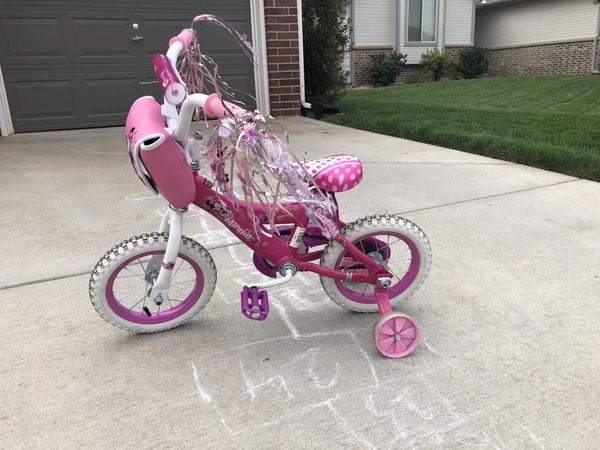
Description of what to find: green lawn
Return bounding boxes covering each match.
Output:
[326,75,600,181]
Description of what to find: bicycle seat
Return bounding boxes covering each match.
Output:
[300,154,363,192]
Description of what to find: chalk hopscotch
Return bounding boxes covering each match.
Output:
[186,244,511,449]
[126,192,513,448]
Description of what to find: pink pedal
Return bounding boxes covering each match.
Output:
[241,286,270,321]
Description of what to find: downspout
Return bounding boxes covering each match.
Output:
[395,0,401,51]
[296,0,311,108]
[350,0,356,87]
[592,4,600,74]
[442,0,448,51]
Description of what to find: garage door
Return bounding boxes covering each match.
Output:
[0,0,255,132]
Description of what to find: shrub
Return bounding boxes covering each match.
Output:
[368,52,407,86]
[405,74,425,84]
[302,0,350,103]
[455,46,489,79]
[420,49,453,81]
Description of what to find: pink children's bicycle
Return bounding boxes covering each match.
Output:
[89,16,431,358]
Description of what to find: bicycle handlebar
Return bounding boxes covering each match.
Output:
[163,28,250,143]
[168,28,195,56]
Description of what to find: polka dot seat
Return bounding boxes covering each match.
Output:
[301,154,363,192]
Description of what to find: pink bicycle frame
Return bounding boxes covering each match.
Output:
[192,174,390,285]
[141,27,392,304]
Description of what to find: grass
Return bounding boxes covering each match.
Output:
[326,75,600,181]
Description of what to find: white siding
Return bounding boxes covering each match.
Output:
[353,0,395,46]
[475,0,599,49]
[398,0,446,64]
[404,46,437,64]
[444,0,475,46]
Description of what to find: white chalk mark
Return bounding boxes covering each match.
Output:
[488,416,507,449]
[125,191,159,201]
[325,399,377,450]
[190,326,372,363]
[271,298,301,338]
[521,425,545,449]
[308,362,340,390]
[227,245,250,268]
[239,361,294,402]
[349,331,380,387]
[393,389,434,421]
[276,286,322,311]
[365,394,407,445]
[417,372,459,420]
[190,361,212,403]
[295,272,314,286]
[242,396,342,434]
[423,337,458,370]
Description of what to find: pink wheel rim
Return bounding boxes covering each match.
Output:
[106,250,204,325]
[334,231,421,305]
[375,314,420,358]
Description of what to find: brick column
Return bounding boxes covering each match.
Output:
[264,0,301,116]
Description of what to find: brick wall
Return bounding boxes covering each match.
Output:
[485,40,599,76]
[351,41,600,85]
[264,0,301,116]
[352,47,428,85]
[352,47,393,86]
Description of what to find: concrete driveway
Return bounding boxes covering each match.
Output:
[1,117,599,449]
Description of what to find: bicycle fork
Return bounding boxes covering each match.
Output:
[147,206,185,305]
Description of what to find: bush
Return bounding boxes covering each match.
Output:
[420,49,453,81]
[455,47,489,79]
[368,52,407,86]
[302,0,350,103]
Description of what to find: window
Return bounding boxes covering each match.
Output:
[408,0,437,43]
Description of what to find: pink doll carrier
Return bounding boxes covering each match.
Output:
[125,96,195,209]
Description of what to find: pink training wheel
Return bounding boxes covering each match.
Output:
[374,312,420,358]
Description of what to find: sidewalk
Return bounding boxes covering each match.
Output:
[1,117,599,448]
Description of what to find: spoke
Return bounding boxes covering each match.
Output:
[377,238,402,254]
[341,259,363,271]
[362,283,369,296]
[169,278,196,287]
[115,287,146,302]
[167,296,174,308]
[123,267,145,280]
[169,284,192,292]
[137,258,147,275]
[382,263,403,282]
[166,298,184,303]
[127,295,147,311]
[170,259,185,283]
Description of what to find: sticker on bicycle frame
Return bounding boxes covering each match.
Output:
[290,227,305,248]
[205,197,255,241]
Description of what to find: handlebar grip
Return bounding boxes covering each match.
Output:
[168,28,195,55]
[204,93,247,119]
[152,54,186,105]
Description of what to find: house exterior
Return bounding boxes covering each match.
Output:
[349,0,477,85]
[349,0,600,86]
[0,0,304,136]
[475,0,600,76]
